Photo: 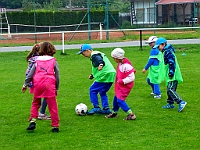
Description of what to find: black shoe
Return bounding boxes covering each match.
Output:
[52,128,59,133]
[26,122,36,130]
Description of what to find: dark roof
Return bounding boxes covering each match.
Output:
[156,0,200,5]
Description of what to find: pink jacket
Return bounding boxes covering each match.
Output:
[115,58,136,100]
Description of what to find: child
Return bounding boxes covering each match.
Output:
[105,48,136,120]
[142,36,163,99]
[153,37,187,112]
[26,43,51,120]
[77,44,116,115]
[22,41,60,132]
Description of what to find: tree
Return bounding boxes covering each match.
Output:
[43,0,63,10]
[1,0,130,12]
[22,0,42,11]
[0,0,23,9]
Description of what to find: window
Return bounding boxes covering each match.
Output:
[147,7,155,22]
[136,8,144,22]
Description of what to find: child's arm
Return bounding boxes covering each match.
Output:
[142,49,159,73]
[122,72,135,84]
[22,65,36,93]
[118,64,135,84]
[91,53,105,71]
[54,62,60,91]
[164,50,175,78]
[142,58,155,73]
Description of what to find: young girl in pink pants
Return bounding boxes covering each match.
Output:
[22,41,60,133]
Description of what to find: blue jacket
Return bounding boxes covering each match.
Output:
[163,44,176,78]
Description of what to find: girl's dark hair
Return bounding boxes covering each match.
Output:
[26,44,40,62]
[39,41,56,56]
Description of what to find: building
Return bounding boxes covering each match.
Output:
[129,0,200,26]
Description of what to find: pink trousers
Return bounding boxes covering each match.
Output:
[29,96,60,127]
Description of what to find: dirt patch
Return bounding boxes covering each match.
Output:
[0,30,195,45]
[0,31,125,45]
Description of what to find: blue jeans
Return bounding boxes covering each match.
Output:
[147,78,161,95]
[89,81,113,109]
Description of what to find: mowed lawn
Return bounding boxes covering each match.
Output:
[0,44,199,150]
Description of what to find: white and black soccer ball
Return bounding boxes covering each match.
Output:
[75,103,88,116]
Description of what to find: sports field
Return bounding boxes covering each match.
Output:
[0,44,199,149]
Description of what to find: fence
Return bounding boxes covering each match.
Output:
[9,22,100,33]
[0,26,200,53]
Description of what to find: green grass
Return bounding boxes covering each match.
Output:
[0,44,199,150]
[0,28,200,47]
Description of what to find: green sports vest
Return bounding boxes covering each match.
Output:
[164,51,183,84]
[147,51,165,84]
[91,51,116,82]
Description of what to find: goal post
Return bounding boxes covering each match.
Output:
[0,8,11,39]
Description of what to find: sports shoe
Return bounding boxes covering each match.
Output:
[162,103,175,109]
[52,127,59,133]
[154,95,161,99]
[124,114,136,120]
[178,101,187,112]
[150,92,155,96]
[38,113,51,120]
[101,108,112,114]
[87,107,101,115]
[105,113,118,118]
[26,122,36,130]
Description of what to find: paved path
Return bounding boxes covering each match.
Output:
[0,39,200,52]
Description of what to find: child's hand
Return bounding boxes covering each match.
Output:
[22,85,27,93]
[142,69,146,73]
[89,74,94,80]
[98,65,103,71]
[117,79,124,85]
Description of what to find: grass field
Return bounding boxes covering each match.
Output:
[0,28,200,47]
[0,44,199,150]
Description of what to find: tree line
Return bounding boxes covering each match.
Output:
[0,0,131,12]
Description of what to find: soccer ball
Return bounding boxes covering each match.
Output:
[75,103,88,116]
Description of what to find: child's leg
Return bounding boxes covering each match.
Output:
[117,99,131,113]
[89,82,100,108]
[30,97,41,120]
[112,96,120,113]
[99,82,112,109]
[153,84,161,95]
[117,98,136,120]
[105,96,119,118]
[147,78,154,93]
[40,98,47,114]
[46,97,59,127]
[167,81,182,104]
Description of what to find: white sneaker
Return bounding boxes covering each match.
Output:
[154,95,161,99]
[150,92,155,96]
[38,113,51,120]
